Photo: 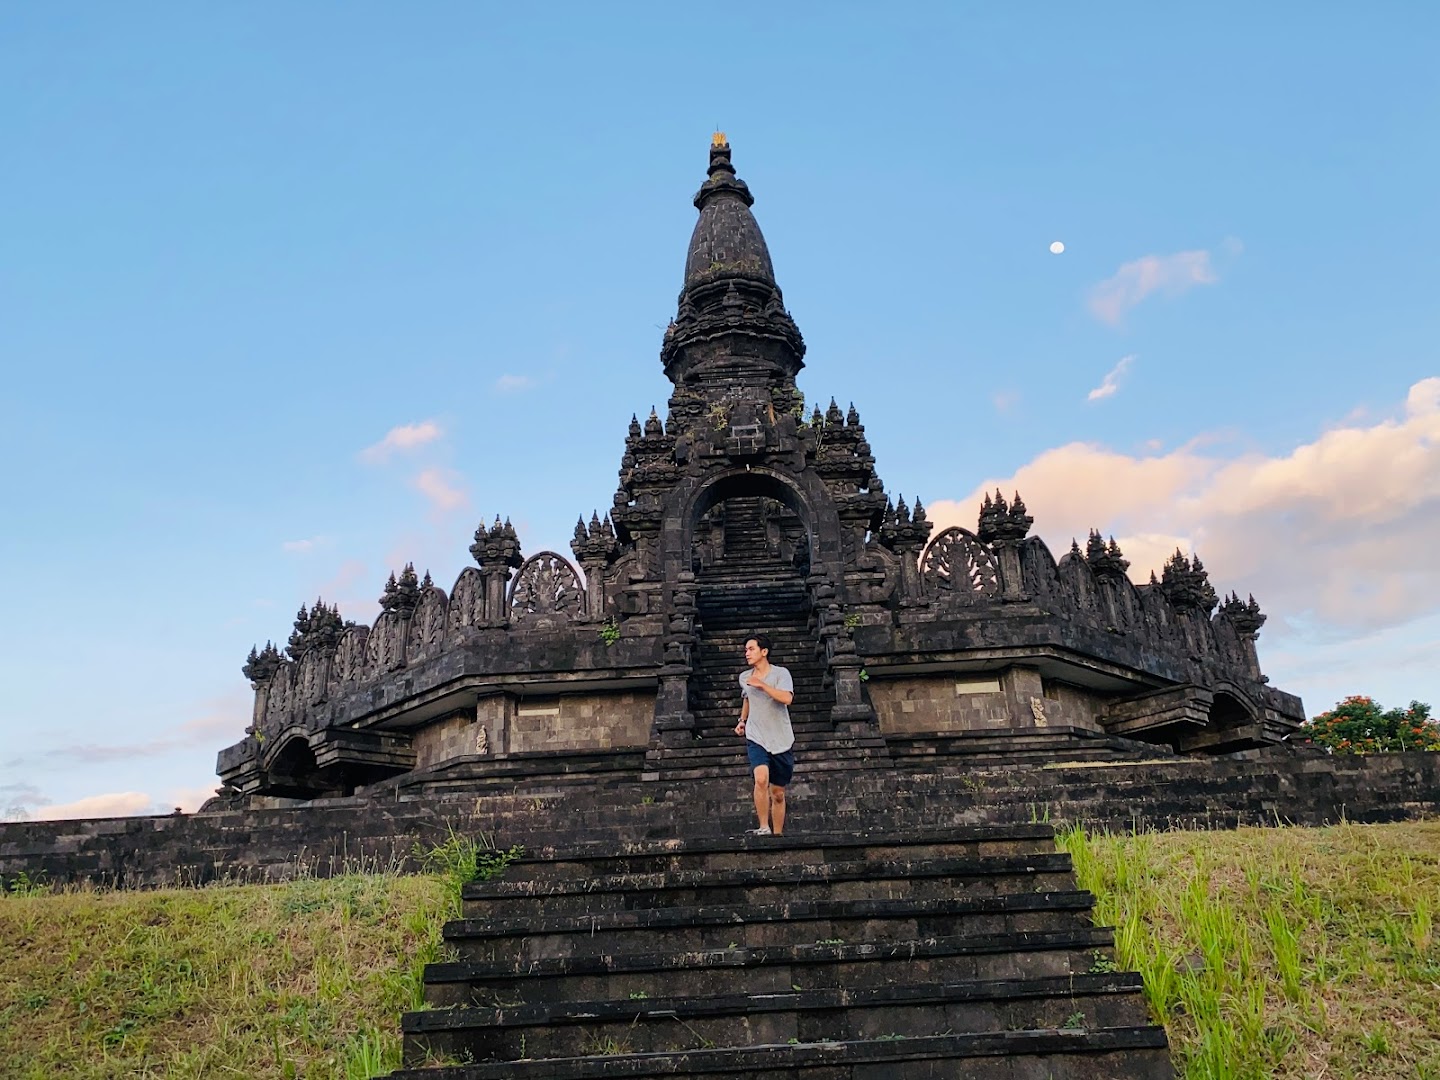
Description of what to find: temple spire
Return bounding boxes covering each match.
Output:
[661,136,805,391]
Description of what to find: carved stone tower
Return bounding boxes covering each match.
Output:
[216,136,1303,805]
[579,136,889,777]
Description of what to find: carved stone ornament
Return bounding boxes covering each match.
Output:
[331,625,369,688]
[1030,697,1048,725]
[509,552,586,624]
[475,725,489,755]
[446,568,485,636]
[407,586,448,659]
[920,527,1000,604]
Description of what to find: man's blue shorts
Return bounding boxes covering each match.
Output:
[746,741,795,787]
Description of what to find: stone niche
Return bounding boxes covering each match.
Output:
[411,711,481,771]
[1036,679,1109,734]
[409,690,656,766]
[508,691,654,754]
[872,672,1009,735]
[871,667,1111,736]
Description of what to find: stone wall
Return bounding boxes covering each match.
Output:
[509,690,653,754]
[870,667,1108,736]
[1038,679,1108,733]
[412,711,479,770]
[872,673,1008,735]
[407,691,656,766]
[4,749,1439,890]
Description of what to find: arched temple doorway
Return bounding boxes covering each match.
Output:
[683,474,836,751]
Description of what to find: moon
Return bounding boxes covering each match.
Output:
[1049,241,1065,255]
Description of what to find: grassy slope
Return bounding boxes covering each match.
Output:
[2,823,1437,1078]
[0,873,450,1079]
[1059,821,1440,1079]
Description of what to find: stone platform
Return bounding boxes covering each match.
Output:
[4,747,1439,890]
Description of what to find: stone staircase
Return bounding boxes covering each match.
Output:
[647,497,889,782]
[389,823,1172,1078]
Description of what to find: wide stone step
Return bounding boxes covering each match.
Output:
[423,926,1119,1008]
[643,761,891,784]
[462,853,1076,919]
[690,716,833,730]
[443,891,1098,962]
[402,973,1153,1063]
[696,570,804,584]
[511,826,1060,875]
[389,1027,1173,1079]
[647,734,882,755]
[694,614,812,626]
[642,757,893,785]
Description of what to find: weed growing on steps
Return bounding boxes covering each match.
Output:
[414,827,524,909]
[581,1032,634,1056]
[0,830,522,1080]
[1056,820,1440,1079]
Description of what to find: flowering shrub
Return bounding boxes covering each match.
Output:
[1298,695,1439,754]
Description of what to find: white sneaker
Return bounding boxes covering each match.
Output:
[745,826,772,836]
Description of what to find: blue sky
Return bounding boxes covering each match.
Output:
[3,4,1437,818]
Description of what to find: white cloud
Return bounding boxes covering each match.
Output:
[0,782,44,821]
[30,792,158,820]
[927,378,1440,637]
[5,694,253,769]
[281,535,330,554]
[170,784,221,813]
[359,420,444,463]
[1087,355,1136,402]
[992,389,1021,414]
[1089,250,1218,326]
[2,780,221,821]
[413,468,468,512]
[494,374,536,394]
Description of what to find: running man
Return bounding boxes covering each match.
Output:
[734,633,795,836]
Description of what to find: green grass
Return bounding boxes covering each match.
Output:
[1057,821,1440,1079]
[0,834,521,1079]
[5,824,1436,1078]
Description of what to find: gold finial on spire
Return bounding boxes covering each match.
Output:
[712,131,728,148]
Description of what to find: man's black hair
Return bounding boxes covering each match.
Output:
[748,633,773,655]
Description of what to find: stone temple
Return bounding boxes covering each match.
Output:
[215,135,1304,806]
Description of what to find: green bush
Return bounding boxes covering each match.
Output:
[1298,695,1438,754]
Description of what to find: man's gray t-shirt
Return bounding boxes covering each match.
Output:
[740,665,795,754]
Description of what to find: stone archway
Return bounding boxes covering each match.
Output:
[262,732,328,799]
[666,464,848,595]
[663,467,841,754]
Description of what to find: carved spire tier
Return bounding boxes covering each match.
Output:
[661,135,805,395]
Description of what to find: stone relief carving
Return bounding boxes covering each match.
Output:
[407,586,449,659]
[1019,537,1061,603]
[263,663,295,732]
[509,551,586,625]
[368,611,407,673]
[846,539,898,605]
[446,568,485,637]
[331,625,369,689]
[297,650,328,708]
[1056,549,1100,614]
[920,527,1000,604]
[475,726,489,755]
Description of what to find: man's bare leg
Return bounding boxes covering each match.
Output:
[770,785,786,835]
[752,765,771,831]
